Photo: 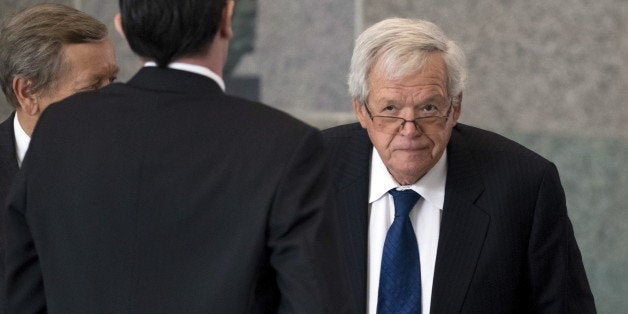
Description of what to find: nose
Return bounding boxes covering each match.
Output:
[399,119,421,135]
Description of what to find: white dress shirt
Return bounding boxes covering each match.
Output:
[13,114,30,168]
[367,148,447,314]
[144,61,226,92]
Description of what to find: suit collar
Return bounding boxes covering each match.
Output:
[0,112,19,179]
[430,123,489,313]
[143,62,226,92]
[126,67,224,95]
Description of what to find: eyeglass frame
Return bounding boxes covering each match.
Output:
[362,98,455,134]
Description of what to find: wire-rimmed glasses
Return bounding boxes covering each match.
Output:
[363,100,453,135]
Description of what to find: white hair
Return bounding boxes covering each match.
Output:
[348,18,467,105]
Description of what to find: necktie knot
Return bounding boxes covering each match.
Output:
[388,188,421,217]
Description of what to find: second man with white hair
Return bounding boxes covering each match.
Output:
[323,18,595,313]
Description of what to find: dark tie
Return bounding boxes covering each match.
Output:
[377,189,422,314]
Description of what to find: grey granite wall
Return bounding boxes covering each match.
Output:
[1,0,626,312]
[230,0,356,126]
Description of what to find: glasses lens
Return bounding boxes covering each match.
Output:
[372,116,447,134]
[373,116,402,134]
[416,116,446,134]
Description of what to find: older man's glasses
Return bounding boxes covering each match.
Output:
[363,100,453,135]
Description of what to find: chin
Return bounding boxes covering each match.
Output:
[394,150,432,164]
[391,161,431,181]
[391,167,429,185]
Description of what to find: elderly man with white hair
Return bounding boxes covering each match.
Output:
[323,18,595,313]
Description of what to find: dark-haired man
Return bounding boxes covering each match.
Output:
[0,3,117,312]
[5,0,349,312]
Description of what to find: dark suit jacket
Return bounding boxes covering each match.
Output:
[0,112,18,210]
[5,68,349,313]
[0,112,18,314]
[322,122,596,313]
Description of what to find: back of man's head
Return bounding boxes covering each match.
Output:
[119,0,227,67]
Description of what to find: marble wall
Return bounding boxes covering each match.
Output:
[1,0,626,312]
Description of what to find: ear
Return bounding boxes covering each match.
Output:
[451,92,463,124]
[12,77,40,116]
[219,0,235,40]
[114,13,125,40]
[352,99,369,129]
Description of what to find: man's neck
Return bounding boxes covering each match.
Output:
[174,40,228,78]
[15,110,36,137]
[174,57,223,78]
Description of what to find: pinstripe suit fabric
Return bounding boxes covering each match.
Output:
[323,122,596,313]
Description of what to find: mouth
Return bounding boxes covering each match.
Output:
[394,144,429,152]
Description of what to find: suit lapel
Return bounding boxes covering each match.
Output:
[430,125,489,313]
[327,124,372,313]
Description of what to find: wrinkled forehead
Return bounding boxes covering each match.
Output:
[61,39,117,71]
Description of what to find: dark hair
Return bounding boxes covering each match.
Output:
[0,4,107,109]
[119,0,227,67]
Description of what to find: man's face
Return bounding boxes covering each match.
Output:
[36,38,118,110]
[354,53,461,185]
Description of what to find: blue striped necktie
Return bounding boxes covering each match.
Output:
[377,188,422,314]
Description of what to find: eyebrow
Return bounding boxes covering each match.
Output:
[376,95,445,107]
[74,66,120,92]
[419,95,445,104]
[94,64,120,82]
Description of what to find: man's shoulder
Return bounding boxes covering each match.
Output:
[43,80,314,137]
[322,122,363,139]
[0,112,17,200]
[452,123,552,169]
[0,112,16,153]
[0,113,13,128]
[321,123,369,151]
[321,123,372,171]
[230,95,316,137]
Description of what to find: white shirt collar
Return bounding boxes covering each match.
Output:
[144,61,226,92]
[13,114,31,168]
[368,148,447,210]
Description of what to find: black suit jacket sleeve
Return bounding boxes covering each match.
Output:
[268,129,350,313]
[4,170,46,313]
[528,163,596,313]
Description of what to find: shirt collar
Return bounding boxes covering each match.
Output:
[13,114,30,168]
[368,148,447,210]
[144,61,226,92]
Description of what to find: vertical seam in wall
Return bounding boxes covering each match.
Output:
[354,0,364,39]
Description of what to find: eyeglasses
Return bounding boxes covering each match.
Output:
[363,100,453,135]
